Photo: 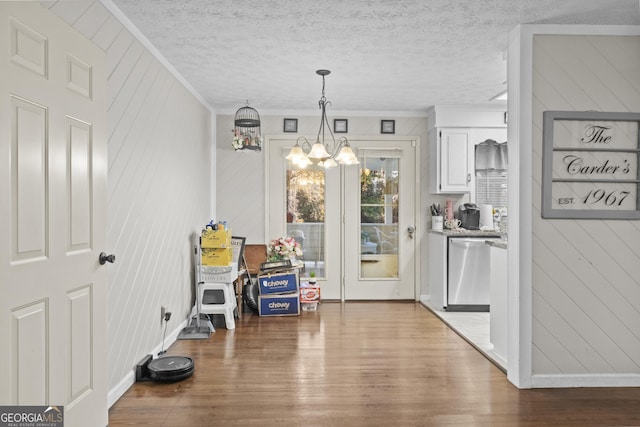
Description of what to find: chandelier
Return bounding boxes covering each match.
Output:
[286,70,359,168]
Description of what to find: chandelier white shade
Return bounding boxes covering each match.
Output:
[307,141,331,160]
[285,143,313,167]
[335,144,358,165]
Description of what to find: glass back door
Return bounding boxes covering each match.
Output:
[268,137,416,300]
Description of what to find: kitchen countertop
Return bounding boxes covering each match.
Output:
[428,229,505,238]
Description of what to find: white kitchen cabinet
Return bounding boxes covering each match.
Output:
[427,105,507,196]
[430,128,473,193]
[429,127,509,195]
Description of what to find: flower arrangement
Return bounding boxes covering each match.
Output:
[267,236,303,261]
[232,129,263,150]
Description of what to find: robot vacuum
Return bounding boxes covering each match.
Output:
[136,354,194,382]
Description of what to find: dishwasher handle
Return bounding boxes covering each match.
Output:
[449,238,493,246]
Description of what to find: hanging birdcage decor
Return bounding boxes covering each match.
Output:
[232,101,262,151]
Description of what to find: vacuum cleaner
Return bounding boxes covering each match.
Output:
[135,311,195,382]
[135,354,194,382]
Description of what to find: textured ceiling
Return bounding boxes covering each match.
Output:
[111,0,640,113]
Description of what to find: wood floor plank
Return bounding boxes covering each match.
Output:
[108,302,640,426]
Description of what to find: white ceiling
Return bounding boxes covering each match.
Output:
[110,0,640,113]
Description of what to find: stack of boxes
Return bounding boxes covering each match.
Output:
[198,225,237,329]
[300,281,321,311]
[200,227,232,267]
[257,268,300,316]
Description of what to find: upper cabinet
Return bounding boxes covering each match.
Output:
[427,106,508,195]
[431,128,473,193]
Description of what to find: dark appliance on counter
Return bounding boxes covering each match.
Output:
[458,203,480,230]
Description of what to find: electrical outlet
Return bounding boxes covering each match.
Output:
[161,305,167,323]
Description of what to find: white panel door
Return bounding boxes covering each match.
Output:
[343,140,416,300]
[0,4,108,426]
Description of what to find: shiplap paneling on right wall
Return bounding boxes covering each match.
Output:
[531,35,640,377]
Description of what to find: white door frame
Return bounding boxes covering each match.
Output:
[265,135,421,302]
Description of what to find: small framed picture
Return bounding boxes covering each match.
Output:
[230,236,246,270]
[283,118,298,133]
[334,119,348,133]
[381,120,395,134]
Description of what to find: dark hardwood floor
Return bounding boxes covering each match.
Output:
[108,302,640,426]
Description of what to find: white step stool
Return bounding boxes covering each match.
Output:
[194,282,237,329]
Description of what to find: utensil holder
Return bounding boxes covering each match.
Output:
[432,216,443,231]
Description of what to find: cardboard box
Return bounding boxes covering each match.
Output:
[201,248,232,266]
[301,302,318,311]
[300,285,320,303]
[201,229,231,248]
[258,271,299,295]
[258,293,300,316]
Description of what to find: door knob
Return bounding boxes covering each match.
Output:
[407,226,415,239]
[99,252,116,265]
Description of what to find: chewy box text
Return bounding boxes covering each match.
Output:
[258,294,300,316]
[258,272,298,295]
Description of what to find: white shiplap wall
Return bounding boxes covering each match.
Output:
[44,1,214,405]
[531,35,640,382]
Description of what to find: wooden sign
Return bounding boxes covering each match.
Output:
[541,111,640,219]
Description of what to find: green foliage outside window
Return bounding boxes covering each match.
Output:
[287,170,325,223]
[361,171,385,223]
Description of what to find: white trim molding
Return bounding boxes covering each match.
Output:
[533,374,640,388]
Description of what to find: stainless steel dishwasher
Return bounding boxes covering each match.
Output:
[447,236,500,311]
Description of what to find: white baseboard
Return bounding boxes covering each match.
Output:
[487,350,507,370]
[532,373,640,388]
[107,318,189,408]
[420,295,444,314]
[108,370,135,409]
